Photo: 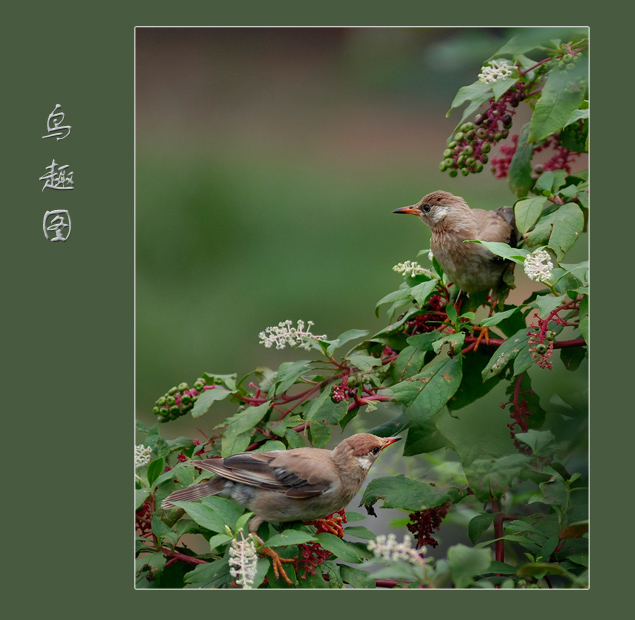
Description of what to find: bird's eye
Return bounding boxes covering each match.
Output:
[422,204,432,213]
[371,446,381,455]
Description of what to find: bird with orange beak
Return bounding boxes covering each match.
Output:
[393,190,517,298]
[163,433,401,584]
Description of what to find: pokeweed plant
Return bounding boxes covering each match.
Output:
[136,28,588,589]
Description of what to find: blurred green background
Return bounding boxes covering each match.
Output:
[135,27,587,440]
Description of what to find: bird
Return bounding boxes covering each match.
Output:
[162,433,401,584]
[393,190,517,297]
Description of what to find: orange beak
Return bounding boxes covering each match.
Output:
[381,437,402,450]
[392,205,420,216]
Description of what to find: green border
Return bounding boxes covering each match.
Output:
[4,2,619,616]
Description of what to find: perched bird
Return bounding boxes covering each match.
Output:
[163,433,401,584]
[393,190,517,296]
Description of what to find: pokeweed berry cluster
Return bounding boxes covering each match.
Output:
[153,378,208,422]
[440,86,526,177]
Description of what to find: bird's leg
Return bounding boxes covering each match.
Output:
[253,533,295,586]
[471,326,490,351]
[305,515,345,538]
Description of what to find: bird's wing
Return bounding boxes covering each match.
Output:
[198,449,336,499]
[474,208,517,259]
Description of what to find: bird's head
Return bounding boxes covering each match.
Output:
[393,190,470,230]
[333,433,401,474]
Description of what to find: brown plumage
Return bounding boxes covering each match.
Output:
[393,190,517,294]
[162,433,401,533]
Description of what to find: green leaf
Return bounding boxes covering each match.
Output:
[390,355,463,424]
[492,76,518,100]
[480,306,520,327]
[273,360,311,396]
[535,293,566,319]
[485,561,518,575]
[403,414,450,455]
[409,279,438,306]
[375,287,412,318]
[362,475,455,511]
[367,412,410,439]
[548,203,584,261]
[343,525,376,540]
[560,345,585,371]
[265,529,318,548]
[468,240,528,264]
[347,353,383,372]
[508,122,534,197]
[136,488,151,510]
[528,53,588,142]
[221,402,270,457]
[171,501,227,534]
[340,565,376,589]
[392,346,428,382]
[208,533,233,550]
[147,457,165,487]
[482,328,531,380]
[191,387,232,419]
[514,196,548,234]
[326,329,370,355]
[448,544,492,588]
[468,513,496,544]
[407,331,443,351]
[564,108,589,127]
[308,421,331,449]
[534,170,567,196]
[184,558,231,587]
[306,388,348,426]
[514,430,555,456]
[447,80,492,116]
[200,496,243,531]
[316,533,364,563]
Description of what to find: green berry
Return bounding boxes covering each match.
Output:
[153,407,160,415]
[444,158,454,167]
[456,155,465,166]
[447,140,457,149]
[461,122,474,132]
[476,127,488,139]
[166,395,176,406]
[443,148,453,158]
[480,142,491,153]
[156,396,166,406]
[480,154,489,164]
[535,343,548,355]
[545,331,557,341]
[448,169,458,177]
[178,382,188,391]
[454,131,464,142]
[439,162,447,172]
[465,157,476,167]
[461,167,469,176]
[466,129,476,140]
[168,387,178,395]
[463,145,474,155]
[474,161,484,173]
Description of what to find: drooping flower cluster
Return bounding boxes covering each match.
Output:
[229,533,259,589]
[259,320,326,350]
[294,542,332,579]
[367,533,426,566]
[392,261,432,278]
[523,249,554,284]
[135,444,152,469]
[406,503,451,549]
[478,59,516,84]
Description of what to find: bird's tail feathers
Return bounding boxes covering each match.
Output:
[162,478,224,509]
